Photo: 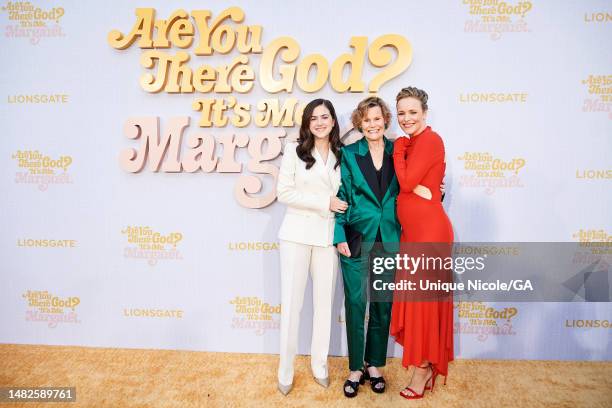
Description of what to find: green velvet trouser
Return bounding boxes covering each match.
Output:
[340,244,394,371]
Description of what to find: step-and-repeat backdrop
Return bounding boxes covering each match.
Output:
[1,0,610,361]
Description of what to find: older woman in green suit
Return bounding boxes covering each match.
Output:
[334,96,400,398]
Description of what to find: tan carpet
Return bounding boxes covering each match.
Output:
[0,344,611,407]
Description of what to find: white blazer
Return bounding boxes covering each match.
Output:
[277,142,341,247]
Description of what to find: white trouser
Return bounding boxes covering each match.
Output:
[277,240,338,386]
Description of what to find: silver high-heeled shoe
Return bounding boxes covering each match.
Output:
[277,382,293,396]
[314,376,330,388]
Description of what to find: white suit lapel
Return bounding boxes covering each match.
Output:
[326,152,340,193]
[312,147,333,189]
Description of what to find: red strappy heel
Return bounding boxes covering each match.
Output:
[425,365,447,392]
[399,365,432,400]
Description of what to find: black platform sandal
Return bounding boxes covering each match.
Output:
[364,363,386,393]
[343,368,365,398]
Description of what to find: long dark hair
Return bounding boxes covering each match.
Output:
[296,99,342,170]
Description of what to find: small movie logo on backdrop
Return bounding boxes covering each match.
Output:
[566,230,610,302]
[229,296,280,336]
[12,150,73,191]
[454,301,518,342]
[457,152,526,194]
[22,290,80,328]
[462,0,533,40]
[121,226,183,266]
[581,75,612,119]
[571,229,611,264]
[1,1,65,45]
[573,229,611,250]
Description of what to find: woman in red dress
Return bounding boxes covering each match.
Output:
[390,87,454,400]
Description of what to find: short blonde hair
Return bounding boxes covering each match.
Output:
[351,96,392,131]
[396,86,429,111]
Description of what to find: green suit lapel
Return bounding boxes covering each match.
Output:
[353,138,380,205]
[353,137,397,206]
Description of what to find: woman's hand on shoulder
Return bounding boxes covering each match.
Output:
[330,196,348,213]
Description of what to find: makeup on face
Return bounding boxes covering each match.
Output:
[397,97,427,136]
[361,106,386,142]
[309,104,335,139]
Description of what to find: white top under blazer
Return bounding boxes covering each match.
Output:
[277,142,341,247]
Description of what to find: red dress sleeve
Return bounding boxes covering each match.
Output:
[393,132,445,193]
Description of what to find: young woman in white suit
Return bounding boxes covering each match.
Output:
[276,99,348,395]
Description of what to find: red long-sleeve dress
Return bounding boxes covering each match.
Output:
[390,126,454,378]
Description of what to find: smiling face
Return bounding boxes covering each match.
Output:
[309,104,335,140]
[397,97,427,136]
[361,106,386,142]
